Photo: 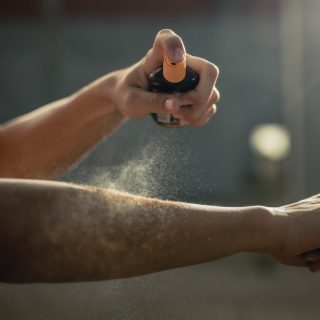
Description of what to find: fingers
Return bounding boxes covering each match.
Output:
[186,54,220,99]
[192,104,217,128]
[143,29,186,75]
[183,88,220,118]
[122,88,181,119]
[171,55,219,127]
[283,195,320,209]
[121,85,219,121]
[177,88,220,126]
[128,29,220,125]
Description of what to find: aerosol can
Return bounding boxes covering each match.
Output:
[149,54,199,127]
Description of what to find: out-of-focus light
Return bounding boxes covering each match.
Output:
[250,124,291,161]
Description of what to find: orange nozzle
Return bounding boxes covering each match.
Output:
[163,55,186,83]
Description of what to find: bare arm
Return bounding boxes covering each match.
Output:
[0,178,277,283]
[3,179,320,283]
[0,86,125,179]
[0,29,219,179]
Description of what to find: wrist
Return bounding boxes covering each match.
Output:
[71,72,127,122]
[258,205,286,255]
[186,204,283,257]
[235,205,283,255]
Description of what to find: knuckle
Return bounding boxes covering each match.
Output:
[207,63,220,80]
[214,89,220,103]
[211,104,217,114]
[208,105,217,116]
[204,89,220,107]
[210,90,220,104]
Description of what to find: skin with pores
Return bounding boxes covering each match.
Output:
[0,29,320,283]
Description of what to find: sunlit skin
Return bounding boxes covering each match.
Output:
[0,29,319,283]
[0,29,219,179]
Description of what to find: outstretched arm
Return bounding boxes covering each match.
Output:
[0,178,275,283]
[2,178,320,283]
[0,29,219,179]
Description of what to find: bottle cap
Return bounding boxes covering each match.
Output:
[163,55,186,83]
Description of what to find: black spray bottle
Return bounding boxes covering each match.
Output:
[149,54,199,128]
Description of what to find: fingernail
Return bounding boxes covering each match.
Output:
[167,48,185,63]
[173,48,185,63]
[164,99,174,112]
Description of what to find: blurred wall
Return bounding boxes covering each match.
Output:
[1,1,320,319]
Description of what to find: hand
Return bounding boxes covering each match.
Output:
[107,29,220,128]
[268,194,320,272]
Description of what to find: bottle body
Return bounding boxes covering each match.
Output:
[149,66,199,127]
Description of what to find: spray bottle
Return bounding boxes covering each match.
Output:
[149,54,199,127]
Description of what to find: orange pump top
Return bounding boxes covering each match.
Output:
[163,55,186,83]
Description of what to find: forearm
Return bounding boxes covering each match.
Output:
[0,179,277,283]
[0,75,125,179]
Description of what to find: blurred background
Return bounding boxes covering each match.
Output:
[1,0,320,319]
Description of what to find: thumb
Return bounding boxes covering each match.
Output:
[127,88,180,118]
[143,29,186,75]
[159,29,186,63]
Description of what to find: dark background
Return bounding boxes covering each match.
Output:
[1,0,320,319]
